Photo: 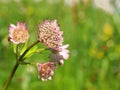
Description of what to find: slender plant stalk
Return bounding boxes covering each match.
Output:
[2,63,19,90]
[2,40,39,90]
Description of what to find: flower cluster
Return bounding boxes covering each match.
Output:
[38,20,69,65]
[38,20,63,50]
[8,22,29,44]
[37,19,69,81]
[36,62,56,81]
[8,19,69,82]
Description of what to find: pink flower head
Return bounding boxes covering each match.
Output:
[36,62,56,81]
[49,44,69,66]
[8,22,29,44]
[38,20,63,50]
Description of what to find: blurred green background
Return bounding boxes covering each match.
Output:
[0,0,120,90]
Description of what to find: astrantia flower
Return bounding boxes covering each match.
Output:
[38,20,63,50]
[49,44,69,65]
[36,62,56,81]
[8,22,29,44]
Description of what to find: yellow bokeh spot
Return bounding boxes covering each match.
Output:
[97,51,104,59]
[103,23,114,37]
[26,7,34,16]
[115,45,120,54]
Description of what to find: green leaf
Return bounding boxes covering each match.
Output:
[13,44,17,54]
[20,42,28,55]
[22,46,45,60]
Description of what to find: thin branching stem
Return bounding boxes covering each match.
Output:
[2,40,39,90]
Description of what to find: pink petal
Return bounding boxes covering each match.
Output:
[8,24,16,34]
[62,44,69,49]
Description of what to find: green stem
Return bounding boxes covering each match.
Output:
[2,40,39,90]
[19,61,36,65]
[2,63,19,90]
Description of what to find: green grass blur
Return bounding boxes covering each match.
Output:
[0,0,120,90]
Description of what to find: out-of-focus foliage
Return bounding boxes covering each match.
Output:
[0,0,120,90]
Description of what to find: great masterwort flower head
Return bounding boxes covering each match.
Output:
[36,62,56,81]
[38,20,63,51]
[8,22,29,44]
[49,44,69,66]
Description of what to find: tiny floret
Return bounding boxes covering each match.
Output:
[8,22,29,44]
[49,44,69,65]
[38,20,63,50]
[36,62,56,81]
